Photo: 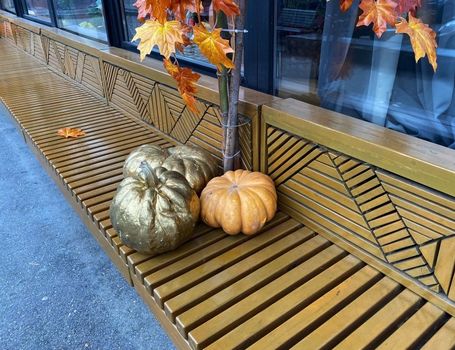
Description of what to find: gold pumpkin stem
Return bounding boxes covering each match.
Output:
[139,161,159,187]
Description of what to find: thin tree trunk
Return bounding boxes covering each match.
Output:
[216,11,230,162]
[223,0,246,171]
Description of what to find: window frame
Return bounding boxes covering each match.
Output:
[4,0,274,91]
[11,0,110,43]
[53,0,109,43]
[0,0,17,14]
[20,0,55,25]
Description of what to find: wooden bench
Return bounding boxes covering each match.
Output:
[2,11,455,349]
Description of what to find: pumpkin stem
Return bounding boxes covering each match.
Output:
[139,161,159,188]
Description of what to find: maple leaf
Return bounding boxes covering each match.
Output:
[133,0,170,23]
[395,0,421,16]
[164,59,201,113]
[132,19,183,60]
[58,128,85,138]
[193,25,234,70]
[396,13,437,71]
[340,0,354,12]
[357,0,397,38]
[170,0,198,20]
[163,58,180,77]
[133,0,151,20]
[213,0,240,16]
[175,24,191,53]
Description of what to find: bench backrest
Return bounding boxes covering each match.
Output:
[261,98,455,315]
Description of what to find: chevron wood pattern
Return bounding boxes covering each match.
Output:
[48,39,65,74]
[38,36,104,98]
[40,35,49,64]
[102,62,253,170]
[14,25,31,53]
[75,51,85,83]
[265,125,455,300]
[3,20,14,42]
[32,33,46,63]
[82,54,103,97]
[63,46,78,80]
[238,116,253,170]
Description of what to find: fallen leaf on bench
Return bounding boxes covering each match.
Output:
[57,127,86,138]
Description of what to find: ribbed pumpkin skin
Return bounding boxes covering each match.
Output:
[123,144,169,178]
[200,170,277,235]
[163,145,219,194]
[110,164,200,255]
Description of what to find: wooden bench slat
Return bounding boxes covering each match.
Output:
[188,251,359,350]
[131,233,219,280]
[143,216,292,297]
[130,223,218,276]
[164,226,314,321]
[175,234,333,338]
[153,220,303,307]
[334,288,422,349]
[290,277,401,349]
[376,302,447,349]
[40,121,139,152]
[421,317,455,349]
[245,265,382,350]
[51,132,153,164]
[49,129,147,159]
[51,136,159,168]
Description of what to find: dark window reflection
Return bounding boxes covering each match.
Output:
[56,0,107,42]
[24,0,51,22]
[1,0,16,13]
[275,0,325,105]
[275,0,455,148]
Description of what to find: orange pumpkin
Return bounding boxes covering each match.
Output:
[200,170,277,235]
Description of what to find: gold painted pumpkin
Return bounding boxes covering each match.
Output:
[200,170,277,235]
[110,163,200,255]
[123,144,169,178]
[162,145,219,194]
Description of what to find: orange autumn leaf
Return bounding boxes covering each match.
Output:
[58,128,85,138]
[175,24,192,53]
[133,0,151,20]
[340,0,354,12]
[213,0,240,16]
[193,25,234,70]
[133,0,170,23]
[163,58,180,77]
[357,0,397,38]
[170,0,199,20]
[396,13,437,71]
[395,0,421,15]
[132,19,183,60]
[164,59,201,113]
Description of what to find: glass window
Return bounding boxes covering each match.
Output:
[1,0,16,13]
[275,0,455,149]
[123,0,213,65]
[55,0,107,42]
[24,0,51,22]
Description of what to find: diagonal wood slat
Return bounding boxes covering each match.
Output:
[266,125,448,295]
